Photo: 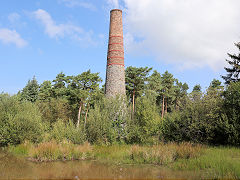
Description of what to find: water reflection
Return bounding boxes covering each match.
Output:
[0,151,201,179]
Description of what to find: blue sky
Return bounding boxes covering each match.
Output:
[0,0,239,94]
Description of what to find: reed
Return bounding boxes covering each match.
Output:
[26,140,93,161]
[129,142,203,165]
[93,142,203,165]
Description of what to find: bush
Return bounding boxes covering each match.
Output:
[0,94,45,146]
[36,98,72,125]
[50,120,85,144]
[161,87,238,145]
[126,92,161,144]
[86,96,130,144]
[161,111,189,142]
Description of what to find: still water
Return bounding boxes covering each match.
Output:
[0,151,201,179]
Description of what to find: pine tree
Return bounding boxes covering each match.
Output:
[222,42,240,84]
[148,70,163,105]
[38,80,53,101]
[161,71,175,117]
[67,70,102,127]
[190,84,202,101]
[125,66,152,115]
[20,76,39,102]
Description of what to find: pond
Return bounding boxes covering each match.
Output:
[0,151,201,179]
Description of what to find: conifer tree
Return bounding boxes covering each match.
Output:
[125,66,152,115]
[20,76,39,102]
[67,70,102,127]
[161,71,175,117]
[222,42,240,84]
[148,70,162,105]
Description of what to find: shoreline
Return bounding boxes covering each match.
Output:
[3,142,240,178]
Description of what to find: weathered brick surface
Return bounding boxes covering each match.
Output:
[105,9,126,97]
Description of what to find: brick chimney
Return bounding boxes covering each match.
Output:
[105,9,126,97]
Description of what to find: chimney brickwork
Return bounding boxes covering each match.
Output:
[105,9,126,97]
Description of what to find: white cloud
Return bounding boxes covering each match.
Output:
[8,13,20,23]
[107,0,119,9]
[0,28,27,48]
[59,0,97,11]
[122,0,240,70]
[33,9,83,39]
[32,9,99,46]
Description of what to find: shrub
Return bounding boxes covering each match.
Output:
[126,92,161,144]
[161,87,234,145]
[86,96,130,144]
[50,120,85,144]
[36,98,72,125]
[0,94,45,146]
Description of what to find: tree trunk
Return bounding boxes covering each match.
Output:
[84,103,90,130]
[132,89,135,118]
[77,101,82,128]
[165,98,167,114]
[161,95,165,118]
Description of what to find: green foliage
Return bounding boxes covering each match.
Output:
[52,72,68,97]
[2,67,240,148]
[125,66,152,100]
[209,79,223,89]
[161,86,231,144]
[86,97,130,144]
[192,84,201,92]
[148,70,162,105]
[222,81,240,145]
[127,92,161,144]
[190,84,202,101]
[50,120,85,144]
[173,80,189,110]
[67,70,102,104]
[20,76,39,102]
[38,80,53,101]
[0,94,45,146]
[36,98,72,125]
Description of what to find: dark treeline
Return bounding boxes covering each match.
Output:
[0,43,240,147]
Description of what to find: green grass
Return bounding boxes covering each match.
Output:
[94,144,132,164]
[93,142,203,165]
[8,141,33,156]
[172,146,240,179]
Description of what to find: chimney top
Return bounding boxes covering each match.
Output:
[110,9,122,13]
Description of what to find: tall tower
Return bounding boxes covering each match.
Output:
[105,9,126,98]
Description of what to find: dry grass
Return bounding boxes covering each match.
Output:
[174,142,203,159]
[28,140,93,162]
[129,142,203,165]
[10,141,203,164]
